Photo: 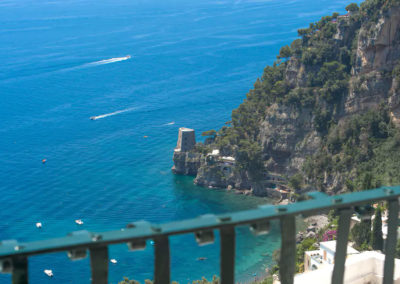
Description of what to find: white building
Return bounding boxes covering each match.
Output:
[297,251,400,284]
[304,241,359,271]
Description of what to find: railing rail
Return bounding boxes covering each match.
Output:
[1,186,400,284]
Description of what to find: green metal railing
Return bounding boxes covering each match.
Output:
[1,186,400,284]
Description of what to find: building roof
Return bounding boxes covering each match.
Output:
[179,127,194,132]
[320,240,359,255]
[305,250,320,256]
[221,156,235,161]
[296,251,400,283]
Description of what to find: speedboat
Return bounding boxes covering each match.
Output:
[90,116,96,120]
[36,222,42,229]
[110,259,117,264]
[126,55,131,59]
[75,219,84,225]
[44,270,53,277]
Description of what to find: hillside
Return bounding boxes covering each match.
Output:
[173,0,400,196]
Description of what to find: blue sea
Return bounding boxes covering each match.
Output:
[0,0,360,283]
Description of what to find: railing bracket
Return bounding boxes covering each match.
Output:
[194,230,215,245]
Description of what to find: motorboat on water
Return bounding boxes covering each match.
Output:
[44,270,53,277]
[90,116,96,120]
[126,55,131,59]
[75,219,84,225]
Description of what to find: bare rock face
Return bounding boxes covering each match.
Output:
[353,7,400,75]
[285,58,306,88]
[346,71,392,114]
[194,155,252,190]
[194,164,229,188]
[346,7,400,115]
[259,103,319,175]
[194,165,251,189]
[172,151,203,176]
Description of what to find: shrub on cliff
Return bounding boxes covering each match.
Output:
[202,130,217,139]
[305,105,399,192]
[289,174,303,191]
[277,45,292,59]
[346,3,359,12]
[236,140,265,181]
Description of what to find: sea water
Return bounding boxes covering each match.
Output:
[0,0,360,282]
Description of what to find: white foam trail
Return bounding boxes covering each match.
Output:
[163,121,175,126]
[85,55,131,67]
[91,107,136,120]
[53,55,132,74]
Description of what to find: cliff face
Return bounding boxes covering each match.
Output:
[172,151,203,175]
[259,104,319,175]
[353,7,400,75]
[194,161,252,190]
[347,6,400,116]
[173,1,400,195]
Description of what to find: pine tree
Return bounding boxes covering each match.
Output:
[351,219,371,249]
[371,206,383,251]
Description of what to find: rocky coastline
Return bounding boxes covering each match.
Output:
[173,2,400,197]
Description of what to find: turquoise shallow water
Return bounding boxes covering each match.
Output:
[0,0,360,282]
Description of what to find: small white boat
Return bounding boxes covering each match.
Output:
[110,259,117,264]
[75,219,83,225]
[90,116,97,120]
[36,222,42,229]
[44,269,53,277]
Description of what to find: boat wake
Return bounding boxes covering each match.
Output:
[90,107,137,120]
[0,55,133,84]
[57,55,132,73]
[163,121,175,126]
[84,55,131,67]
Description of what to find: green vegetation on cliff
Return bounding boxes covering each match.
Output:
[305,105,400,191]
[193,0,400,193]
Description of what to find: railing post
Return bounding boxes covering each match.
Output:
[331,208,352,284]
[154,236,170,284]
[383,198,399,284]
[220,226,235,284]
[90,246,108,284]
[279,216,295,284]
[12,256,28,284]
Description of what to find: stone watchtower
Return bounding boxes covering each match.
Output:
[175,127,196,152]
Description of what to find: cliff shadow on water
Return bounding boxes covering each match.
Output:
[172,174,273,212]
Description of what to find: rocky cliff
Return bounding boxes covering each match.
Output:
[172,151,203,176]
[173,0,400,196]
